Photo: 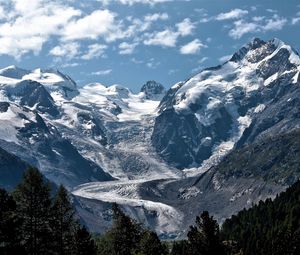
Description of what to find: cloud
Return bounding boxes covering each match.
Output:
[144,18,196,47]
[229,20,259,39]
[49,42,80,59]
[292,16,300,25]
[81,44,107,60]
[180,39,205,54]
[219,54,231,63]
[62,10,123,42]
[101,0,171,5]
[61,62,80,68]
[146,58,160,69]
[229,15,287,39]
[216,9,248,21]
[144,29,178,47]
[119,42,138,54]
[198,56,208,63]
[0,0,81,59]
[263,15,287,31]
[176,18,195,36]
[144,12,168,22]
[91,69,112,75]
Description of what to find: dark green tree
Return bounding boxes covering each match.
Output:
[74,225,96,255]
[13,167,52,255]
[170,240,189,255]
[0,188,24,254]
[51,185,77,255]
[96,203,142,255]
[187,211,225,255]
[136,230,167,255]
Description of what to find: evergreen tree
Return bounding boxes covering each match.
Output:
[51,185,77,255]
[137,230,167,255]
[96,203,143,255]
[74,225,96,255]
[170,240,189,255]
[0,188,24,254]
[13,167,52,255]
[187,211,225,255]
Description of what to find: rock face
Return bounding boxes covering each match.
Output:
[1,38,300,238]
[152,38,300,169]
[0,146,30,191]
[140,80,166,100]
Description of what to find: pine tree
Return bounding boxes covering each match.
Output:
[187,211,225,255]
[51,185,77,255]
[74,225,96,255]
[13,167,52,255]
[0,188,24,254]
[96,203,143,255]
[109,203,142,255]
[137,230,167,255]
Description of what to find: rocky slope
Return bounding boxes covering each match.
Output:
[152,38,300,170]
[1,38,300,238]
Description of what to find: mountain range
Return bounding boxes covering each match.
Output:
[0,38,299,238]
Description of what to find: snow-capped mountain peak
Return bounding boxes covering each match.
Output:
[140,80,166,100]
[0,65,31,80]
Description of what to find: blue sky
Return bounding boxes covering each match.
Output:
[0,0,299,91]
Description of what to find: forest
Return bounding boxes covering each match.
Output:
[1,168,300,255]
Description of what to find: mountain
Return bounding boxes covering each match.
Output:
[0,145,30,191]
[152,38,300,170]
[1,38,300,238]
[140,80,166,100]
[222,179,300,254]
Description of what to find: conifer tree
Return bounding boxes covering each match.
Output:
[13,167,52,255]
[137,230,167,255]
[51,185,77,255]
[74,225,96,255]
[0,188,23,254]
[187,211,225,255]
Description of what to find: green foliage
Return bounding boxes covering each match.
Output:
[217,129,300,185]
[51,185,77,255]
[222,180,300,255]
[0,167,96,255]
[96,203,166,255]
[187,211,226,255]
[13,167,52,255]
[0,188,24,254]
[74,225,96,255]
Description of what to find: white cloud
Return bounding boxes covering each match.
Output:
[198,56,208,63]
[263,15,287,31]
[91,69,112,75]
[144,18,196,47]
[62,10,122,42]
[119,42,138,55]
[61,62,80,68]
[49,42,80,59]
[216,9,248,21]
[229,20,259,39]
[0,0,81,59]
[219,54,231,63]
[81,44,107,60]
[146,58,160,69]
[144,29,178,47]
[176,18,195,36]
[229,15,287,39]
[144,12,168,22]
[292,16,300,25]
[101,0,171,5]
[180,39,205,54]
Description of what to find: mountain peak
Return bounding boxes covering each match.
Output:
[0,65,31,79]
[140,80,166,100]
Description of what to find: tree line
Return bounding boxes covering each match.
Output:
[1,167,300,254]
